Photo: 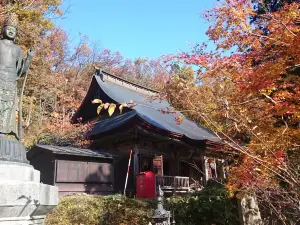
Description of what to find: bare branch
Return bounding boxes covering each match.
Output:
[249,32,290,46]
[262,93,277,104]
[282,116,288,136]
[262,14,297,37]
[232,97,260,106]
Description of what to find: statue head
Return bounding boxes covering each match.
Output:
[2,13,18,40]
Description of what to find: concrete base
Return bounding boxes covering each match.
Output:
[0,216,45,225]
[0,161,58,225]
[0,161,40,182]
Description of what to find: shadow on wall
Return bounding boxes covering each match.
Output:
[17,195,40,217]
[84,163,114,195]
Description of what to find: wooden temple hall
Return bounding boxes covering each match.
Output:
[71,69,226,195]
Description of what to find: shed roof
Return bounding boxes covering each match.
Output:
[73,70,222,144]
[29,144,117,159]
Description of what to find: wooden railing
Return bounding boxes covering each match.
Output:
[155,175,190,193]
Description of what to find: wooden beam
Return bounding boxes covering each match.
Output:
[133,144,140,177]
[133,144,140,195]
[136,125,196,149]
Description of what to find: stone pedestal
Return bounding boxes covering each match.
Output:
[0,138,58,225]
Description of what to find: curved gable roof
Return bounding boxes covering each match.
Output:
[73,70,221,143]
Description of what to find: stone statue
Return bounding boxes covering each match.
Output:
[0,14,58,225]
[0,13,33,139]
[0,13,33,163]
[238,194,263,225]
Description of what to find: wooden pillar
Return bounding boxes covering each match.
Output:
[133,144,140,175]
[216,159,225,180]
[112,157,119,193]
[202,156,219,184]
[170,153,179,176]
[202,155,208,184]
[133,144,139,194]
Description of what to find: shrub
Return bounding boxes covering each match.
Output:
[45,194,153,225]
[45,195,105,225]
[166,180,239,225]
[46,182,239,225]
[100,195,154,225]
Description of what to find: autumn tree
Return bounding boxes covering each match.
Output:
[165,0,300,223]
[252,0,300,15]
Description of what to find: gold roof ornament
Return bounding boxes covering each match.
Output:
[3,13,19,29]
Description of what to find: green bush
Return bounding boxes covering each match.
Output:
[45,195,105,225]
[45,194,153,225]
[166,180,240,225]
[100,195,154,225]
[46,182,239,225]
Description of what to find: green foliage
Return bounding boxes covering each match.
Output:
[45,195,105,225]
[46,183,239,225]
[176,66,195,83]
[100,195,154,225]
[45,195,154,225]
[166,181,239,225]
[252,0,298,14]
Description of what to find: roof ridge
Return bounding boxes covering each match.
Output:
[97,69,160,94]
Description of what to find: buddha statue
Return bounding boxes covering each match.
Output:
[0,13,33,139]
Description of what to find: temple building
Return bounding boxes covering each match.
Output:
[70,69,226,195]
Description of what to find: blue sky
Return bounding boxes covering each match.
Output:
[56,0,217,60]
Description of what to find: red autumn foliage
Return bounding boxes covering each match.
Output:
[164,0,299,223]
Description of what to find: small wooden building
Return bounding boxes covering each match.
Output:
[27,144,117,197]
[71,69,226,196]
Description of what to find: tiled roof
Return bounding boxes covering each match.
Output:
[35,144,117,158]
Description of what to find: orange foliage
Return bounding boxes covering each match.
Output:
[165,1,300,222]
